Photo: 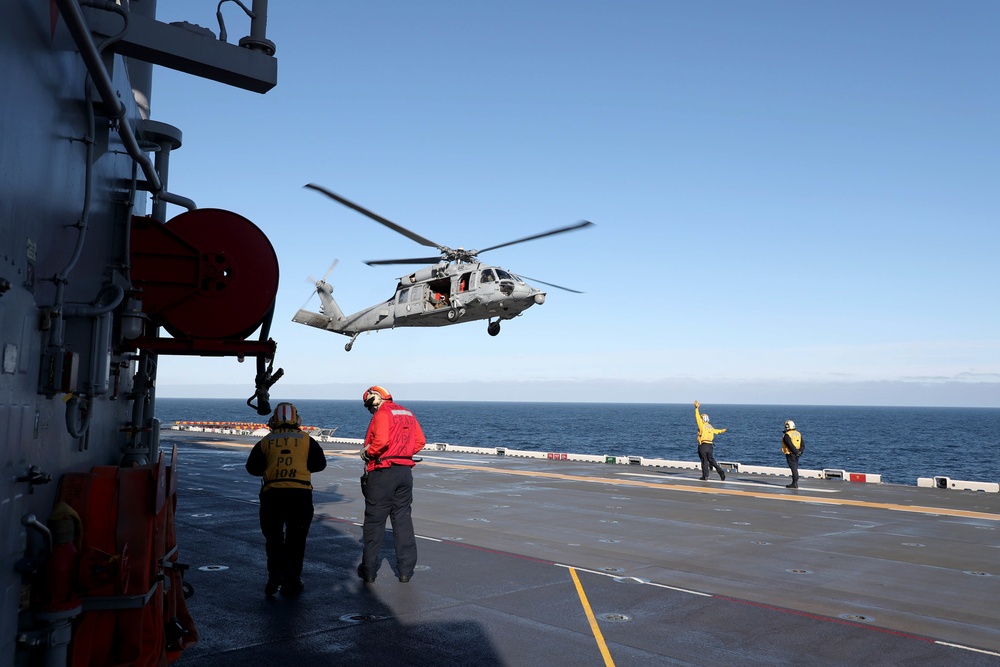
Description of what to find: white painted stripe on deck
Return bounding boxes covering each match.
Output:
[420,455,497,464]
[934,641,1000,657]
[347,520,444,542]
[554,563,711,597]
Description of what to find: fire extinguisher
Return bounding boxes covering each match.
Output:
[36,501,82,612]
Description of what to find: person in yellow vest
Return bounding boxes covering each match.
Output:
[694,400,728,481]
[781,420,804,489]
[245,402,328,596]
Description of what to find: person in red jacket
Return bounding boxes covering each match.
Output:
[357,386,427,583]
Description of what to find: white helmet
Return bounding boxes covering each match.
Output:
[784,420,796,431]
[269,402,301,429]
[702,414,710,423]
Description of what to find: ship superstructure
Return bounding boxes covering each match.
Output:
[1,1,282,663]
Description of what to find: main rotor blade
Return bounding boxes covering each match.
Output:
[304,183,442,250]
[364,257,444,266]
[477,220,594,254]
[516,274,585,294]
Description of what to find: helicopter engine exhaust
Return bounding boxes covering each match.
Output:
[406,264,447,284]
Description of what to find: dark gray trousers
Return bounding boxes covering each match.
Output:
[361,465,417,578]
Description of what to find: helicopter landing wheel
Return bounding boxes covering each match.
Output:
[447,308,458,321]
[345,342,353,352]
[487,320,501,337]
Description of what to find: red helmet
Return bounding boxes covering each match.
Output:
[362,385,392,411]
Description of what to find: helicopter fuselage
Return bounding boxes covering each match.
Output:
[296,185,589,350]
[292,262,546,347]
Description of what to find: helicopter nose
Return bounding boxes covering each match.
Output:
[534,293,545,305]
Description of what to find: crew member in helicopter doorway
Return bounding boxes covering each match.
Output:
[694,400,728,481]
[245,402,328,597]
[357,386,426,584]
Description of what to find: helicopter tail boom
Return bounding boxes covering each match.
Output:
[292,280,347,333]
[292,307,336,331]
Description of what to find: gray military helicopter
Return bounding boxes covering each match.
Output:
[293,183,593,351]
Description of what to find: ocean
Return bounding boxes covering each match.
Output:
[155,399,1000,487]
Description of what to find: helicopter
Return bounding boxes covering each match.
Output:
[292,183,594,351]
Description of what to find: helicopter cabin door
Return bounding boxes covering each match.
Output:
[479,269,497,294]
[399,279,452,318]
[394,286,415,319]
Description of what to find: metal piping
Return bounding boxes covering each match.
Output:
[242,0,275,55]
[20,515,53,557]
[53,0,196,211]
[64,284,124,398]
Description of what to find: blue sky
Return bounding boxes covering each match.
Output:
[149,1,999,406]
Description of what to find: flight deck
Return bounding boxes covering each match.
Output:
[167,431,1000,666]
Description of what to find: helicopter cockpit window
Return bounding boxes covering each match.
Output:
[496,269,515,296]
[398,287,410,304]
[480,269,496,284]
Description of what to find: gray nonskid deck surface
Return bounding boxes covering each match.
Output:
[167,433,1000,666]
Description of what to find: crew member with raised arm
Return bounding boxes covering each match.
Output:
[694,400,728,481]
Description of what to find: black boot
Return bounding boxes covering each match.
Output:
[282,579,304,595]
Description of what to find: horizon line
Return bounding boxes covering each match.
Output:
[154,378,1000,410]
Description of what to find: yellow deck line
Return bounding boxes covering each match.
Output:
[416,460,1000,522]
[183,443,999,522]
[569,567,616,667]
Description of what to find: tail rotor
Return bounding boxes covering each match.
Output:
[301,259,339,309]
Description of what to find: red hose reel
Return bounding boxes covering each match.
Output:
[130,209,278,355]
